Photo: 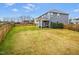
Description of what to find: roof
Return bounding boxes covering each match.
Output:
[37,9,69,19]
[72,18,79,20]
[48,9,69,15]
[71,18,79,23]
[75,18,79,20]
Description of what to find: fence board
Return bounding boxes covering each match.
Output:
[64,24,79,31]
[0,24,14,43]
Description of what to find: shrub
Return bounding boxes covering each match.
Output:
[50,22,57,28]
[50,22,64,29]
[57,23,64,28]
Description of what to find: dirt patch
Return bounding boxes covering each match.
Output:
[9,29,79,55]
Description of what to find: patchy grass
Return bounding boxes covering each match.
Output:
[0,25,39,54]
[0,25,79,55]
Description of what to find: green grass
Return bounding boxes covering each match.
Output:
[0,25,39,54]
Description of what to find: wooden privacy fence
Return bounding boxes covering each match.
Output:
[64,24,79,31]
[0,24,14,42]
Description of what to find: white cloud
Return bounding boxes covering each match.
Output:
[12,8,18,12]
[27,4,35,8]
[4,3,15,7]
[73,9,79,12]
[23,6,32,11]
[23,4,36,12]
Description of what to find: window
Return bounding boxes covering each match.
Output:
[48,13,50,16]
[57,13,60,16]
[50,13,53,16]
[43,14,48,19]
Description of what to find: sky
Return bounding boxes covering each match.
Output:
[0,3,79,19]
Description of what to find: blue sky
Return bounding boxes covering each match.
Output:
[0,3,79,18]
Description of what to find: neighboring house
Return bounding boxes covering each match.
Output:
[35,9,69,28]
[70,18,79,24]
[21,20,34,25]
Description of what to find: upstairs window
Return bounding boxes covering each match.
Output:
[57,13,60,17]
[50,13,53,16]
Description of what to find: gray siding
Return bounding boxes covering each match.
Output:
[49,12,69,24]
[36,10,69,27]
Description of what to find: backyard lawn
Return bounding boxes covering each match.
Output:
[0,25,79,55]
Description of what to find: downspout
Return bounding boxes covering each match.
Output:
[49,12,51,28]
[41,19,42,28]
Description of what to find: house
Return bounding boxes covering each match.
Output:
[21,20,34,25]
[70,18,79,24]
[35,9,69,28]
